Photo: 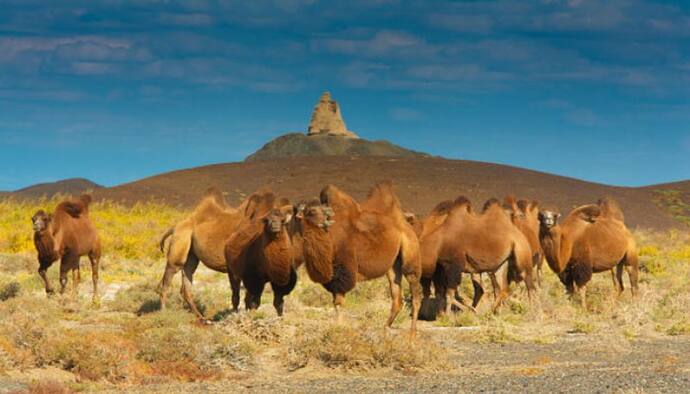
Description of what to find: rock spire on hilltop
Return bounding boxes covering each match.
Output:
[307,91,358,138]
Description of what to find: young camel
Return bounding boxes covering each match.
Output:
[31,194,101,304]
[224,202,298,316]
[158,187,275,319]
[420,197,536,315]
[538,197,639,309]
[296,181,423,336]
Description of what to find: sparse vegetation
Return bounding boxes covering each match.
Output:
[653,189,690,226]
[0,198,688,391]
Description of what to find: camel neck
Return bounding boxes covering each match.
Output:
[539,225,570,273]
[300,223,335,284]
[34,230,58,262]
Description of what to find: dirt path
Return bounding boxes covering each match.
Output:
[92,335,690,394]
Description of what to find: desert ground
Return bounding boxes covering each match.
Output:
[0,198,689,393]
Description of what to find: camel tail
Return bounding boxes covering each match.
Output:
[159,227,174,254]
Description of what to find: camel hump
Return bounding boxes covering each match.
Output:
[79,194,93,208]
[320,184,360,213]
[57,201,84,218]
[245,188,276,219]
[503,195,518,211]
[452,196,472,213]
[363,180,400,213]
[201,187,229,208]
[598,197,625,222]
[482,197,501,213]
[430,200,455,216]
[570,203,601,223]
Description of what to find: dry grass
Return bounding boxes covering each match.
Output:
[0,198,687,390]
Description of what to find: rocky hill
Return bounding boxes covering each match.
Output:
[245,133,426,162]
[9,178,102,199]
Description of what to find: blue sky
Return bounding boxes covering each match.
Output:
[0,0,689,190]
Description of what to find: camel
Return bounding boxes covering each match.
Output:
[224,202,298,316]
[504,196,543,285]
[538,197,639,308]
[31,194,101,304]
[295,181,423,336]
[406,203,480,319]
[158,187,276,319]
[416,197,536,315]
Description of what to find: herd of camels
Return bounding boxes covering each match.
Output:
[30,181,639,336]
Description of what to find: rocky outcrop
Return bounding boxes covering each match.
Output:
[307,92,358,138]
[245,133,426,162]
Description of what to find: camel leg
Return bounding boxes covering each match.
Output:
[332,293,345,324]
[228,272,241,312]
[534,254,543,288]
[471,273,484,309]
[489,272,499,302]
[59,255,78,295]
[491,263,510,314]
[271,268,297,317]
[158,227,192,310]
[88,250,100,306]
[159,264,180,310]
[580,285,587,310]
[180,254,203,320]
[625,263,639,298]
[615,263,625,296]
[385,268,403,329]
[71,268,79,302]
[38,261,54,296]
[405,271,421,338]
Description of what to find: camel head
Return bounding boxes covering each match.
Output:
[296,202,335,232]
[538,210,561,229]
[31,210,52,232]
[263,205,294,238]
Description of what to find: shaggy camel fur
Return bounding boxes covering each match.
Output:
[224,202,298,316]
[296,181,423,335]
[539,197,639,309]
[158,187,275,319]
[504,196,543,285]
[419,197,536,315]
[32,194,101,304]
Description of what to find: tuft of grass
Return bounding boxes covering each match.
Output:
[570,321,594,334]
[0,281,20,301]
[666,320,690,336]
[287,323,445,372]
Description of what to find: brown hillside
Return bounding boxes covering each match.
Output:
[10,178,102,199]
[89,156,685,230]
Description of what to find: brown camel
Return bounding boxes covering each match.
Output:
[407,202,480,319]
[224,202,298,316]
[296,181,423,335]
[31,194,101,304]
[158,187,275,319]
[504,196,543,286]
[417,197,536,315]
[538,197,639,309]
